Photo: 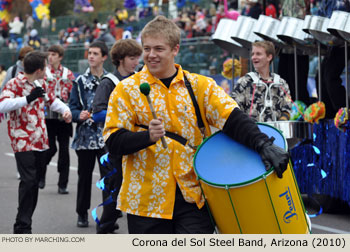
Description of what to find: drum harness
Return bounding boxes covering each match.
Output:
[247,72,286,122]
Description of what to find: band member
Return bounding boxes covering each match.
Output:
[231,41,292,122]
[103,16,289,234]
[0,51,72,233]
[92,39,142,234]
[69,41,109,228]
[39,45,75,193]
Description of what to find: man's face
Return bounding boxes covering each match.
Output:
[142,35,179,79]
[88,47,106,68]
[251,46,272,73]
[48,51,62,68]
[119,55,141,75]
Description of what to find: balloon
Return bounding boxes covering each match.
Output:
[290,100,307,121]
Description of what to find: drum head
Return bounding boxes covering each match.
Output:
[194,124,286,187]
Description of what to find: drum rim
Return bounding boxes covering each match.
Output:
[193,123,287,188]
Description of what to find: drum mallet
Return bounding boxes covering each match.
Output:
[140,83,168,149]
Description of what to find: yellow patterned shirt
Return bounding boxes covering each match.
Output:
[103,64,238,219]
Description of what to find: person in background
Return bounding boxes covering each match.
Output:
[278,0,312,106]
[103,16,289,234]
[69,41,109,228]
[231,41,292,122]
[92,38,142,234]
[316,0,350,118]
[0,65,6,87]
[39,45,75,193]
[1,46,34,91]
[247,0,262,19]
[0,51,72,233]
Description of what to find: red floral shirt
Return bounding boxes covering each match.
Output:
[0,73,55,153]
[45,64,74,102]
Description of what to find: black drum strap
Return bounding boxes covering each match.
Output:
[183,75,206,134]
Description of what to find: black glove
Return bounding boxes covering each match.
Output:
[26,87,45,104]
[256,137,289,178]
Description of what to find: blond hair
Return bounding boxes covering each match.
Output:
[141,16,181,48]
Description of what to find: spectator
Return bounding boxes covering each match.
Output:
[25,14,34,32]
[28,29,41,50]
[41,14,51,36]
[247,0,262,19]
[95,24,116,45]
[9,17,24,43]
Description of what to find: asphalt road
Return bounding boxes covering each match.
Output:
[0,121,349,234]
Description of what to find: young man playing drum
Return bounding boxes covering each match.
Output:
[231,41,292,122]
[103,16,289,234]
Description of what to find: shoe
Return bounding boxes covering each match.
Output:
[96,222,119,234]
[38,179,45,189]
[77,214,88,228]
[58,187,69,194]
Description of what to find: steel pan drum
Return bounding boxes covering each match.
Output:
[231,15,261,49]
[193,124,310,234]
[327,11,350,39]
[263,121,313,149]
[253,15,284,47]
[307,16,342,46]
[212,18,249,58]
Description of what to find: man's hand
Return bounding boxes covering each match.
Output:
[26,87,45,104]
[62,110,72,123]
[79,110,90,121]
[148,118,165,143]
[257,137,289,178]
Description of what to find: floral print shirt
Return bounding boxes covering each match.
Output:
[45,64,75,103]
[281,0,307,18]
[103,64,238,219]
[0,73,55,153]
[231,72,292,122]
[70,68,107,150]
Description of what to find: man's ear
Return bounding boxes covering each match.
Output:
[172,44,180,57]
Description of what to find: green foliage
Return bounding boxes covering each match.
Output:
[50,0,75,17]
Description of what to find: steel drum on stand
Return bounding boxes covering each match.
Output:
[253,15,284,48]
[231,15,262,49]
[212,18,249,58]
[327,11,350,112]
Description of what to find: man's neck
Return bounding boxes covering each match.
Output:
[257,67,270,80]
[24,73,38,84]
[90,66,104,78]
[117,65,130,77]
[51,63,61,70]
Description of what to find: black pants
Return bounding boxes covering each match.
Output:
[41,119,72,188]
[75,149,113,216]
[317,46,349,119]
[127,185,214,234]
[13,151,46,234]
[96,154,123,233]
[278,53,311,105]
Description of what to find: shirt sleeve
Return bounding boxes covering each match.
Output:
[0,97,27,113]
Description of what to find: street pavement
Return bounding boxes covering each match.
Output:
[0,121,349,234]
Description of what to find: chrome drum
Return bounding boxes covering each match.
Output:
[327,10,350,41]
[212,18,249,58]
[253,15,284,47]
[231,15,262,49]
[263,121,313,149]
[307,15,342,46]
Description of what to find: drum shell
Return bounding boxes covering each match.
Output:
[212,18,249,58]
[200,164,309,234]
[327,10,350,39]
[231,15,261,49]
[194,124,310,234]
[308,16,342,46]
[253,15,284,47]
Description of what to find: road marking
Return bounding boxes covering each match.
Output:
[5,152,100,176]
[311,223,349,234]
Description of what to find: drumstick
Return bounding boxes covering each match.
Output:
[140,83,168,149]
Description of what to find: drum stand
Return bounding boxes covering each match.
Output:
[345,41,349,112]
[293,45,299,101]
[317,41,322,101]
